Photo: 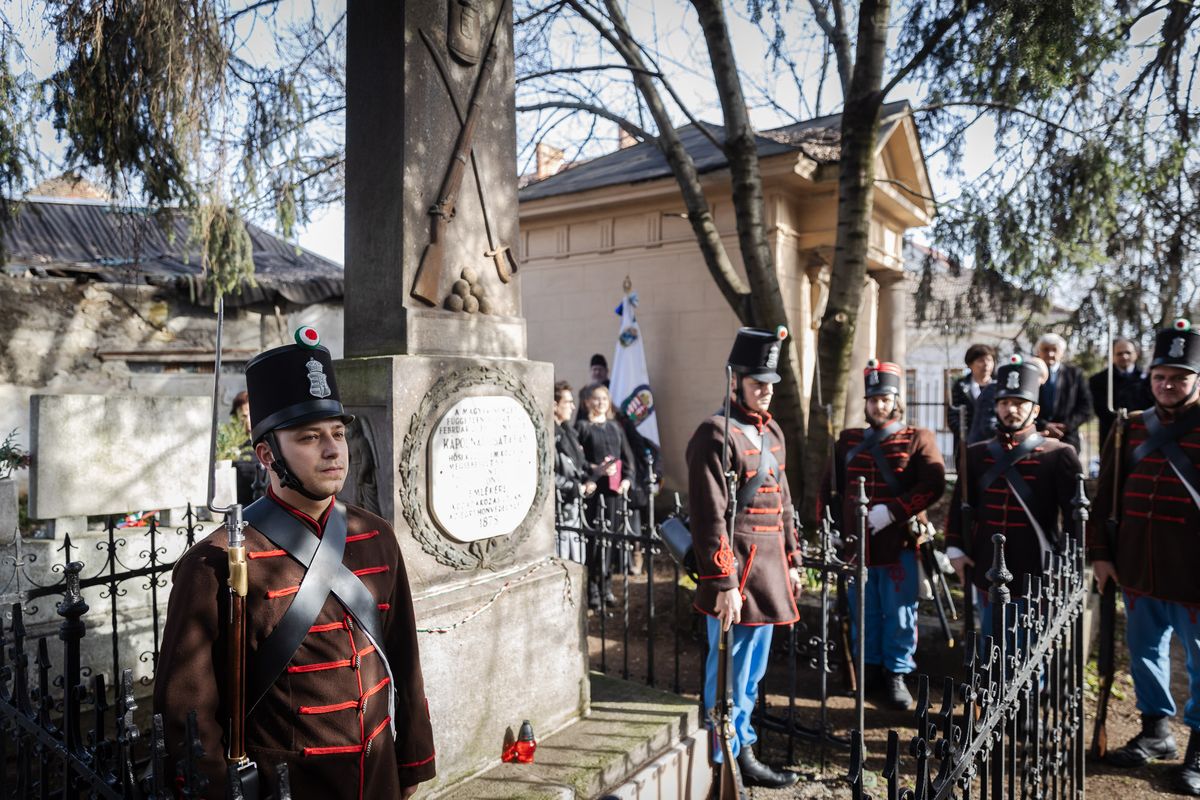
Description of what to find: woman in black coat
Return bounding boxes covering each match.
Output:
[575,382,633,609]
[553,381,594,564]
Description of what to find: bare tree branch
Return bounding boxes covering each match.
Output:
[517,63,661,83]
[516,100,653,141]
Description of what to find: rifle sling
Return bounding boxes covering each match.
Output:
[242,498,389,717]
[845,421,904,494]
[979,435,1053,555]
[1130,407,1200,513]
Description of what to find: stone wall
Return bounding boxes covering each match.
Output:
[0,274,342,495]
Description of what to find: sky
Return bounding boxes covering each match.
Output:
[2,0,1168,273]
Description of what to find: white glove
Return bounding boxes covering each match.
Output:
[866,504,894,534]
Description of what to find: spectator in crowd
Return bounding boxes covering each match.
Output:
[552,381,594,564]
[1089,338,1153,443]
[617,412,661,574]
[576,354,610,421]
[1035,333,1093,452]
[575,382,633,610]
[948,344,996,458]
[229,391,266,506]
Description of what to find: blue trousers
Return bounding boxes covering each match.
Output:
[848,549,919,673]
[703,616,774,762]
[1124,592,1200,731]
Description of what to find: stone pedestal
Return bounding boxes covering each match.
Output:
[336,353,588,793]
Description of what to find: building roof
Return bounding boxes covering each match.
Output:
[519,100,911,202]
[1,197,343,308]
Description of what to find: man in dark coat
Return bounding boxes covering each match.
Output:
[1035,333,1093,452]
[1089,319,1200,796]
[687,326,801,789]
[1089,338,1152,443]
[820,360,946,710]
[155,331,435,799]
[946,354,1082,645]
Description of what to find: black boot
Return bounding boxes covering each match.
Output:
[1108,714,1177,767]
[879,671,914,711]
[736,746,799,789]
[1176,729,1200,796]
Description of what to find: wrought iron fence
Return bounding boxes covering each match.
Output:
[845,479,1090,799]
[553,484,869,760]
[0,508,292,799]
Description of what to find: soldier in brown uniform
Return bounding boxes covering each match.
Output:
[820,360,945,710]
[945,355,1082,645]
[155,332,436,799]
[1090,319,1200,796]
[688,327,801,789]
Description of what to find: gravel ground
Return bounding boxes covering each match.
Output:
[590,563,1192,799]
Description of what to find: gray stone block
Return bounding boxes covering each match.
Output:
[29,394,211,519]
[0,478,16,545]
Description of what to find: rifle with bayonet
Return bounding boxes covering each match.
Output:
[208,297,259,800]
[1091,325,1124,760]
[957,404,976,645]
[712,364,745,799]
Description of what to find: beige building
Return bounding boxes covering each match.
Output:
[518,101,935,487]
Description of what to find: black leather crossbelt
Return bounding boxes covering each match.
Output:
[242,498,386,715]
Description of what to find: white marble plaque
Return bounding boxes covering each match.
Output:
[428,395,538,542]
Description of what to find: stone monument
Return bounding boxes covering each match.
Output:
[340,0,587,792]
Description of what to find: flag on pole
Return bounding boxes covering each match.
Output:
[610,290,660,446]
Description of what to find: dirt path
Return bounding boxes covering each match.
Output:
[588,567,1193,799]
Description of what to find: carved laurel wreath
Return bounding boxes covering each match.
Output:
[399,365,550,571]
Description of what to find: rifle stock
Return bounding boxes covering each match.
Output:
[207,298,258,798]
[712,366,744,798]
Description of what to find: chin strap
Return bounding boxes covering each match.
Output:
[263,431,329,503]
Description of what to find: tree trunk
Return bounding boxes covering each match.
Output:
[800,0,892,524]
[691,0,806,480]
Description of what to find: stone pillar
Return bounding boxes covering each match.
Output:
[843,276,879,428]
[342,1,587,793]
[345,0,525,359]
[875,269,908,367]
[0,478,17,546]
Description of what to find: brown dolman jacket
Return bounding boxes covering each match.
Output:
[945,427,1081,594]
[820,424,945,567]
[154,491,436,799]
[1087,406,1200,605]
[687,405,801,625]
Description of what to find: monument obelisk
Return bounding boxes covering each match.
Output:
[340,0,587,791]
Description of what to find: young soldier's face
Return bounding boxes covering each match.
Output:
[996,397,1036,428]
[865,394,896,426]
[1151,366,1199,409]
[261,419,349,498]
[735,376,774,413]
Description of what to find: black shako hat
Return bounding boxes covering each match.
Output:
[727,326,788,383]
[863,359,902,397]
[246,326,354,444]
[994,354,1041,403]
[1150,319,1200,374]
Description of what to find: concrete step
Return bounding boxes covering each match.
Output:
[441,672,711,800]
